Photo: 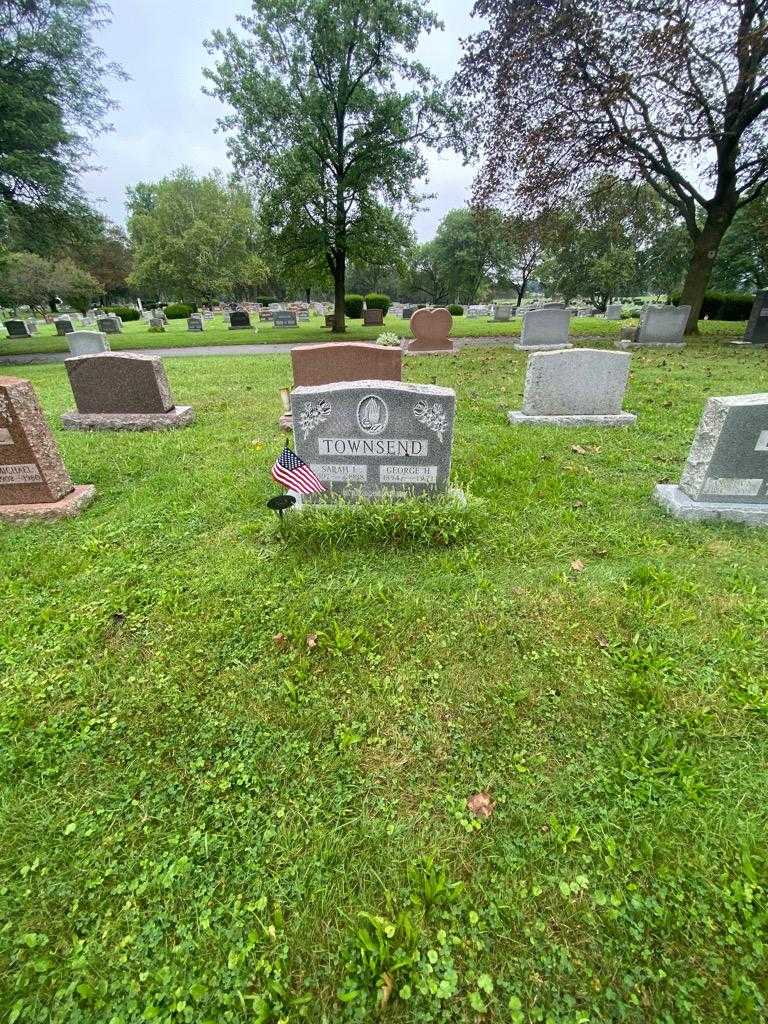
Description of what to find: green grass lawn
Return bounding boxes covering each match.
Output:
[0,313,748,356]
[2,342,768,1022]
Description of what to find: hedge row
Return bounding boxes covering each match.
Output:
[104,305,140,321]
[672,290,754,321]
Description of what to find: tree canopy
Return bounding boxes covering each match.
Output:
[204,0,454,329]
[126,169,265,302]
[0,0,124,246]
[456,0,768,331]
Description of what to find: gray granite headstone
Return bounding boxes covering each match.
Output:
[654,394,768,525]
[291,380,456,500]
[605,303,623,320]
[516,308,572,351]
[508,348,635,427]
[97,315,121,335]
[492,304,511,322]
[273,311,298,328]
[738,291,768,346]
[621,305,688,348]
[4,319,32,339]
[66,331,110,357]
[25,319,38,334]
[187,315,204,332]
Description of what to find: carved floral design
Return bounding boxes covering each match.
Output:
[413,400,448,443]
[0,395,9,424]
[299,399,331,439]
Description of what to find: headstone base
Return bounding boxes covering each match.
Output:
[616,339,685,351]
[653,484,768,527]
[727,340,768,347]
[508,410,636,428]
[61,406,195,431]
[406,341,456,355]
[513,342,573,352]
[229,324,252,331]
[0,484,96,526]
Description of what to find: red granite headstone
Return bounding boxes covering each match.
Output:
[291,342,402,387]
[0,376,74,505]
[408,308,454,353]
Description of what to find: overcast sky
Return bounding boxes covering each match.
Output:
[79,0,478,241]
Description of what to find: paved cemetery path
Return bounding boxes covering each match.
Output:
[0,337,516,366]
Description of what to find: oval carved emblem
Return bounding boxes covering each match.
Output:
[357,394,388,435]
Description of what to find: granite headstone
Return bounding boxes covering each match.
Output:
[4,319,32,339]
[291,380,455,500]
[736,291,768,346]
[516,308,572,351]
[61,353,194,431]
[654,394,768,525]
[408,308,454,353]
[66,331,110,357]
[508,348,635,427]
[363,308,385,326]
[0,375,95,523]
[229,310,252,330]
[273,311,298,328]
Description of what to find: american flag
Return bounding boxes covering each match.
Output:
[271,445,326,495]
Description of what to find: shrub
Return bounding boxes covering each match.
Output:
[376,331,401,347]
[364,292,391,315]
[104,305,140,321]
[448,304,464,316]
[345,294,365,318]
[670,290,753,321]
[257,296,278,307]
[164,302,194,319]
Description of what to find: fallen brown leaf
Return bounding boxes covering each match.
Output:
[571,559,586,572]
[273,632,288,648]
[595,633,610,649]
[467,792,495,818]
[306,633,318,650]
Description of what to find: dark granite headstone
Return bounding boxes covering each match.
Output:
[741,291,768,346]
[4,320,31,339]
[97,315,121,335]
[229,310,251,330]
[363,308,384,326]
[65,353,173,414]
[54,317,75,336]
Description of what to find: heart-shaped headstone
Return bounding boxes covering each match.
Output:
[409,308,454,353]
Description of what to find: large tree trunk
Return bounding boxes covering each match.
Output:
[679,210,734,334]
[333,250,346,333]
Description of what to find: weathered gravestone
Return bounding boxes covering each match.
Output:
[149,316,166,332]
[508,349,636,427]
[363,308,385,326]
[408,308,454,354]
[403,306,417,319]
[0,375,95,524]
[618,305,688,349]
[4,320,32,339]
[25,319,38,334]
[54,316,75,336]
[61,353,194,431]
[654,394,768,526]
[291,380,455,500]
[229,310,252,330]
[605,303,623,320]
[281,343,403,430]
[734,291,768,347]
[187,315,204,332]
[97,314,121,335]
[325,314,336,329]
[516,308,573,351]
[66,331,110,357]
[492,304,511,322]
[272,311,297,328]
